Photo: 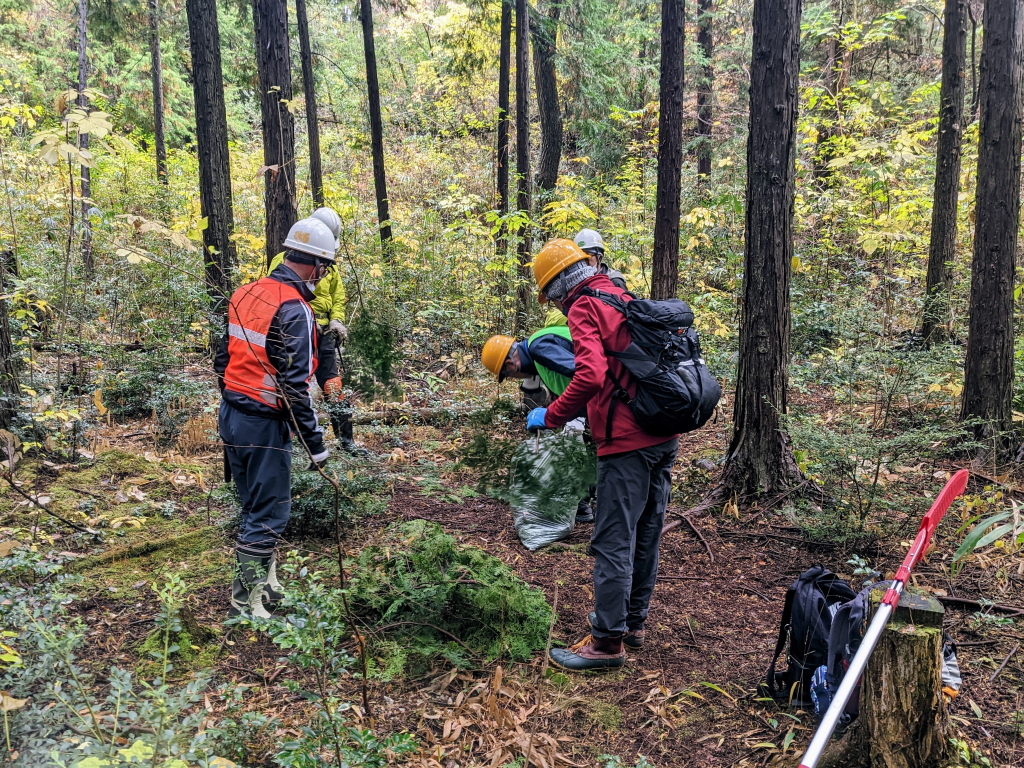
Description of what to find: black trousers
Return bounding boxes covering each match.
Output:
[315,325,339,389]
[590,438,679,637]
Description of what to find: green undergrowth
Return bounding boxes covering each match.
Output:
[286,452,393,537]
[346,520,552,679]
[456,397,523,492]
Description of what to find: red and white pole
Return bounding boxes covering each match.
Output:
[797,469,969,768]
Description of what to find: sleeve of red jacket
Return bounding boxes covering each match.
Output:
[544,298,607,428]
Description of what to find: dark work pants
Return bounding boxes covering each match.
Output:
[219,401,292,557]
[590,438,679,637]
[315,325,339,389]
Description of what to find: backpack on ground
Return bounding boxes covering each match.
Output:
[579,289,722,440]
[764,566,857,707]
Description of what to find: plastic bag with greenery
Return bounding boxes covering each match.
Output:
[500,430,597,550]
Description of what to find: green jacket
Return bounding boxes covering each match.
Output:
[268,253,347,326]
[528,324,573,396]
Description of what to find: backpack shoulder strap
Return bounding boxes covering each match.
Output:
[766,588,796,699]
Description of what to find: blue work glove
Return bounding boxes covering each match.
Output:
[526,407,549,433]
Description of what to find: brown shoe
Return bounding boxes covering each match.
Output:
[624,629,645,651]
[549,634,626,671]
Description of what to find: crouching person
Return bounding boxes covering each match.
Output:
[526,239,680,671]
[215,217,334,620]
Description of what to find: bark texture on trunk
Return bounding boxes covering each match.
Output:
[961,0,1024,445]
[77,0,94,278]
[515,0,532,330]
[253,0,296,267]
[531,2,562,192]
[719,0,803,497]
[921,0,967,343]
[0,251,19,431]
[696,0,714,180]
[496,0,511,254]
[295,0,323,207]
[186,0,237,319]
[148,0,167,184]
[651,0,684,301]
[360,0,393,250]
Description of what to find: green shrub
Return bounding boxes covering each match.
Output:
[348,520,552,677]
[286,453,391,538]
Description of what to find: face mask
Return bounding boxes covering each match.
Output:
[305,281,317,293]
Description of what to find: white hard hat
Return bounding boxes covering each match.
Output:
[574,228,605,253]
[283,218,337,262]
[310,207,341,248]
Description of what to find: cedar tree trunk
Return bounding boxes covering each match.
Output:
[77,0,94,278]
[651,0,684,301]
[253,0,296,266]
[515,0,532,329]
[295,0,324,207]
[360,0,393,250]
[496,0,512,254]
[0,252,19,431]
[921,0,967,343]
[719,0,803,497]
[148,0,167,184]
[961,0,1024,445]
[695,0,713,181]
[186,0,237,319]
[813,0,851,179]
[531,2,562,192]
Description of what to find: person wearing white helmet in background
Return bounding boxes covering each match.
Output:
[268,208,367,456]
[216,216,337,620]
[574,229,629,292]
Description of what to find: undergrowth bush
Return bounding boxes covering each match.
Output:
[286,453,391,537]
[457,397,523,492]
[348,520,552,678]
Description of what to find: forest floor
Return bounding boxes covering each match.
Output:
[3,376,1024,767]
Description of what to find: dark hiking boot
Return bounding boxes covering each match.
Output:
[575,500,595,524]
[624,629,646,651]
[332,412,370,456]
[227,552,273,621]
[549,634,625,672]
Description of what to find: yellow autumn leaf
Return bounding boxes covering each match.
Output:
[93,388,107,416]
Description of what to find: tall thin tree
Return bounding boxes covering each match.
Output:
[813,0,851,179]
[186,0,237,320]
[359,0,393,250]
[77,0,94,277]
[718,0,803,497]
[532,1,562,192]
[148,0,167,184]
[496,0,512,255]
[651,0,684,300]
[295,0,323,207]
[253,0,296,266]
[921,0,968,343]
[0,252,19,431]
[961,0,1024,446]
[695,0,714,180]
[515,0,531,327]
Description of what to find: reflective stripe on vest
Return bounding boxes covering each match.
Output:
[223,277,318,409]
[527,324,573,396]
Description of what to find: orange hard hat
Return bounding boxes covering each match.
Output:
[533,238,589,293]
[481,335,516,380]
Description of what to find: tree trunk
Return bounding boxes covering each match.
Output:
[531,2,562,192]
[651,0,684,301]
[813,0,851,180]
[77,0,94,279]
[295,0,323,207]
[360,0,393,251]
[253,0,296,267]
[186,0,237,322]
[496,0,512,256]
[515,0,532,330]
[921,0,967,343]
[0,251,19,431]
[718,0,803,498]
[148,0,167,185]
[695,0,714,181]
[961,0,1024,446]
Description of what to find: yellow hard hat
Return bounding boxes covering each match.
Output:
[481,335,516,380]
[533,238,589,293]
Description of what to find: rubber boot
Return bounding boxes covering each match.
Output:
[575,499,595,524]
[263,553,285,612]
[227,552,273,620]
[549,634,625,672]
[332,411,370,456]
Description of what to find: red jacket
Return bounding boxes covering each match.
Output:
[544,274,680,456]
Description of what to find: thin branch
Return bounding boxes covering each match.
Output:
[1,472,98,535]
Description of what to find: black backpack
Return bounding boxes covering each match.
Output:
[580,289,722,441]
[765,567,857,707]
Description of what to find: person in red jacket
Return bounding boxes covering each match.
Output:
[525,239,680,671]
